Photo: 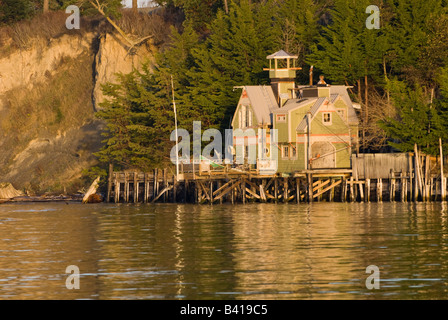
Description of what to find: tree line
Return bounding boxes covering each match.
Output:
[2,0,448,171]
[97,0,448,171]
[0,0,139,24]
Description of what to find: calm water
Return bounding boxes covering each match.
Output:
[1,201,448,299]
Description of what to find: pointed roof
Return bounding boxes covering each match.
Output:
[240,86,279,125]
[296,97,327,132]
[329,86,359,125]
[266,50,298,60]
[273,98,316,112]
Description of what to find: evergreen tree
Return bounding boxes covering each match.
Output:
[386,0,445,84]
[175,0,224,34]
[379,80,448,155]
[0,0,34,23]
[186,0,279,129]
[95,25,202,170]
[274,0,322,84]
[95,66,175,170]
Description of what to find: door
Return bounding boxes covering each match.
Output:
[311,141,335,168]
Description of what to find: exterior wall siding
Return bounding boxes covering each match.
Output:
[232,86,358,174]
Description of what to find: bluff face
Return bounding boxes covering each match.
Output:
[0,29,152,194]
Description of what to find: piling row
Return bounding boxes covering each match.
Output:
[106,169,448,204]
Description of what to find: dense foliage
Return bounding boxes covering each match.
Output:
[0,0,123,23]
[3,0,448,169]
[96,0,448,169]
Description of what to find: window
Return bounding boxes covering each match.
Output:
[337,109,345,121]
[277,114,286,122]
[241,106,246,128]
[291,146,297,159]
[238,107,242,128]
[240,105,252,128]
[263,147,270,158]
[323,112,331,125]
[282,145,289,159]
[246,106,252,127]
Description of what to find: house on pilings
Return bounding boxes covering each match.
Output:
[231,50,359,174]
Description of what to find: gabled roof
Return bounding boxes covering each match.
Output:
[330,93,339,103]
[273,98,316,113]
[297,85,359,126]
[328,86,359,125]
[242,86,279,125]
[266,50,298,59]
[296,97,326,132]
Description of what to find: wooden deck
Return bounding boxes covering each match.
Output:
[106,165,446,204]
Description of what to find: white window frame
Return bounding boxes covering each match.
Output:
[277,114,286,123]
[238,108,242,128]
[246,106,252,127]
[290,145,297,159]
[241,105,247,128]
[323,112,332,125]
[282,145,289,159]
[337,109,346,121]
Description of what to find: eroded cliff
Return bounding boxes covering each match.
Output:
[0,26,153,194]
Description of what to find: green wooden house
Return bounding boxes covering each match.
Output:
[231,50,359,174]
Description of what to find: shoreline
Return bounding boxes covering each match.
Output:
[0,195,84,204]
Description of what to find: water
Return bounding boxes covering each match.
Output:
[1,201,448,299]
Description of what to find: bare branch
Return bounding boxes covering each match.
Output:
[86,0,153,50]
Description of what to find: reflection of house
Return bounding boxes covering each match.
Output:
[231,50,359,174]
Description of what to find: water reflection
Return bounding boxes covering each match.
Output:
[1,202,448,299]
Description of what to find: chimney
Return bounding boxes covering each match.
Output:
[309,66,314,86]
[317,75,327,86]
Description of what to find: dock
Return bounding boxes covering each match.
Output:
[106,153,447,203]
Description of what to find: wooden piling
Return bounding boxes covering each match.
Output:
[106,162,448,204]
[400,172,405,202]
[377,178,382,202]
[143,173,148,203]
[440,138,446,201]
[184,179,188,203]
[125,172,130,203]
[163,169,167,203]
[274,178,279,203]
[173,175,177,203]
[107,163,113,203]
[365,178,370,202]
[343,178,347,202]
[115,175,120,203]
[210,180,214,204]
[349,177,355,202]
[154,169,158,202]
[408,155,413,201]
[307,174,313,203]
[133,172,138,203]
[390,170,395,202]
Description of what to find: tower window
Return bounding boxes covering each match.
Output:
[323,112,331,125]
[277,114,286,122]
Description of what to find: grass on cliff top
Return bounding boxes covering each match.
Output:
[0,8,175,58]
